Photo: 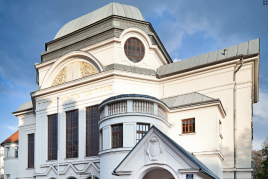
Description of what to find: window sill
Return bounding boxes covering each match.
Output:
[26,168,35,170]
[64,157,78,161]
[84,156,99,159]
[179,132,196,136]
[46,160,57,162]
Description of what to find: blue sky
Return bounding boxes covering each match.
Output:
[0,0,267,149]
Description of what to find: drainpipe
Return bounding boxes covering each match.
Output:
[233,56,244,179]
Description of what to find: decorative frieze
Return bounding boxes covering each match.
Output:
[51,61,98,87]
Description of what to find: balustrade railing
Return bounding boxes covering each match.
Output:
[158,105,167,121]
[108,101,127,116]
[133,100,154,115]
[100,108,105,120]
[102,100,167,121]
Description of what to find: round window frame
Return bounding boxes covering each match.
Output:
[124,37,145,63]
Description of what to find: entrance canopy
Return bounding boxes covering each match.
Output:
[113,126,219,179]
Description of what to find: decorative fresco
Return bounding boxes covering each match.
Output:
[51,61,98,87]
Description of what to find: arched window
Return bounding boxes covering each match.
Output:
[124,38,145,63]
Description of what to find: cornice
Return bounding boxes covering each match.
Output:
[31,69,158,98]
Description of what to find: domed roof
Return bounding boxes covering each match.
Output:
[17,101,33,111]
[54,2,145,39]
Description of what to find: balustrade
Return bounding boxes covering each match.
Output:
[158,105,167,121]
[108,101,127,116]
[133,100,154,114]
[100,100,167,121]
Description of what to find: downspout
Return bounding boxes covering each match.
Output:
[233,56,244,179]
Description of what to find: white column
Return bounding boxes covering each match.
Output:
[104,105,108,116]
[60,106,65,162]
[79,107,86,159]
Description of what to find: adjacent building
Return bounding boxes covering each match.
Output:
[3,2,260,179]
[0,147,4,179]
[1,131,19,179]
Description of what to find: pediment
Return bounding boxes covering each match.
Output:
[114,127,197,173]
[113,126,219,179]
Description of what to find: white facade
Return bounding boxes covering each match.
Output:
[6,2,259,179]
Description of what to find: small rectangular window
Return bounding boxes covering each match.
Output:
[182,118,195,134]
[66,110,79,158]
[48,114,57,160]
[28,134,34,168]
[112,124,123,148]
[6,147,10,158]
[6,174,10,179]
[15,147,18,158]
[136,123,150,143]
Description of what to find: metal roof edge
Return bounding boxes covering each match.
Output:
[158,52,259,79]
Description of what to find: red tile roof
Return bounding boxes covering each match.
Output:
[1,130,19,145]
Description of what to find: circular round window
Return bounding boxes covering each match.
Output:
[124,38,145,63]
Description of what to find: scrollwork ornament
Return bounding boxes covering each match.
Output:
[51,68,66,86]
[81,62,98,77]
[146,136,163,161]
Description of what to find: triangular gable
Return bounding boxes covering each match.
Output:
[113,126,219,179]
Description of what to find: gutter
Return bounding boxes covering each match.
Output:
[233,56,244,179]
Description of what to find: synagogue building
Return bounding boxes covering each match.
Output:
[1,2,260,179]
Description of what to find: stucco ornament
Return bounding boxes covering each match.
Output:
[81,61,98,77]
[146,136,163,161]
[51,61,98,87]
[51,67,66,86]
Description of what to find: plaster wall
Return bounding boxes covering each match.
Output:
[169,106,223,152]
[17,114,36,179]
[88,28,165,71]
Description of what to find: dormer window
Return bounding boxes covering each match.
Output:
[124,38,145,63]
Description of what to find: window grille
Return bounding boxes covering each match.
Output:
[28,134,34,168]
[86,106,99,156]
[136,123,150,143]
[112,124,123,148]
[108,101,127,116]
[158,105,167,121]
[48,114,57,160]
[133,100,154,114]
[66,110,78,158]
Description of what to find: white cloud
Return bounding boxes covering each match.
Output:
[2,125,18,131]
[253,89,268,123]
[253,137,263,150]
[173,58,181,62]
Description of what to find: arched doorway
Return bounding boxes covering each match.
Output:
[143,168,175,179]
